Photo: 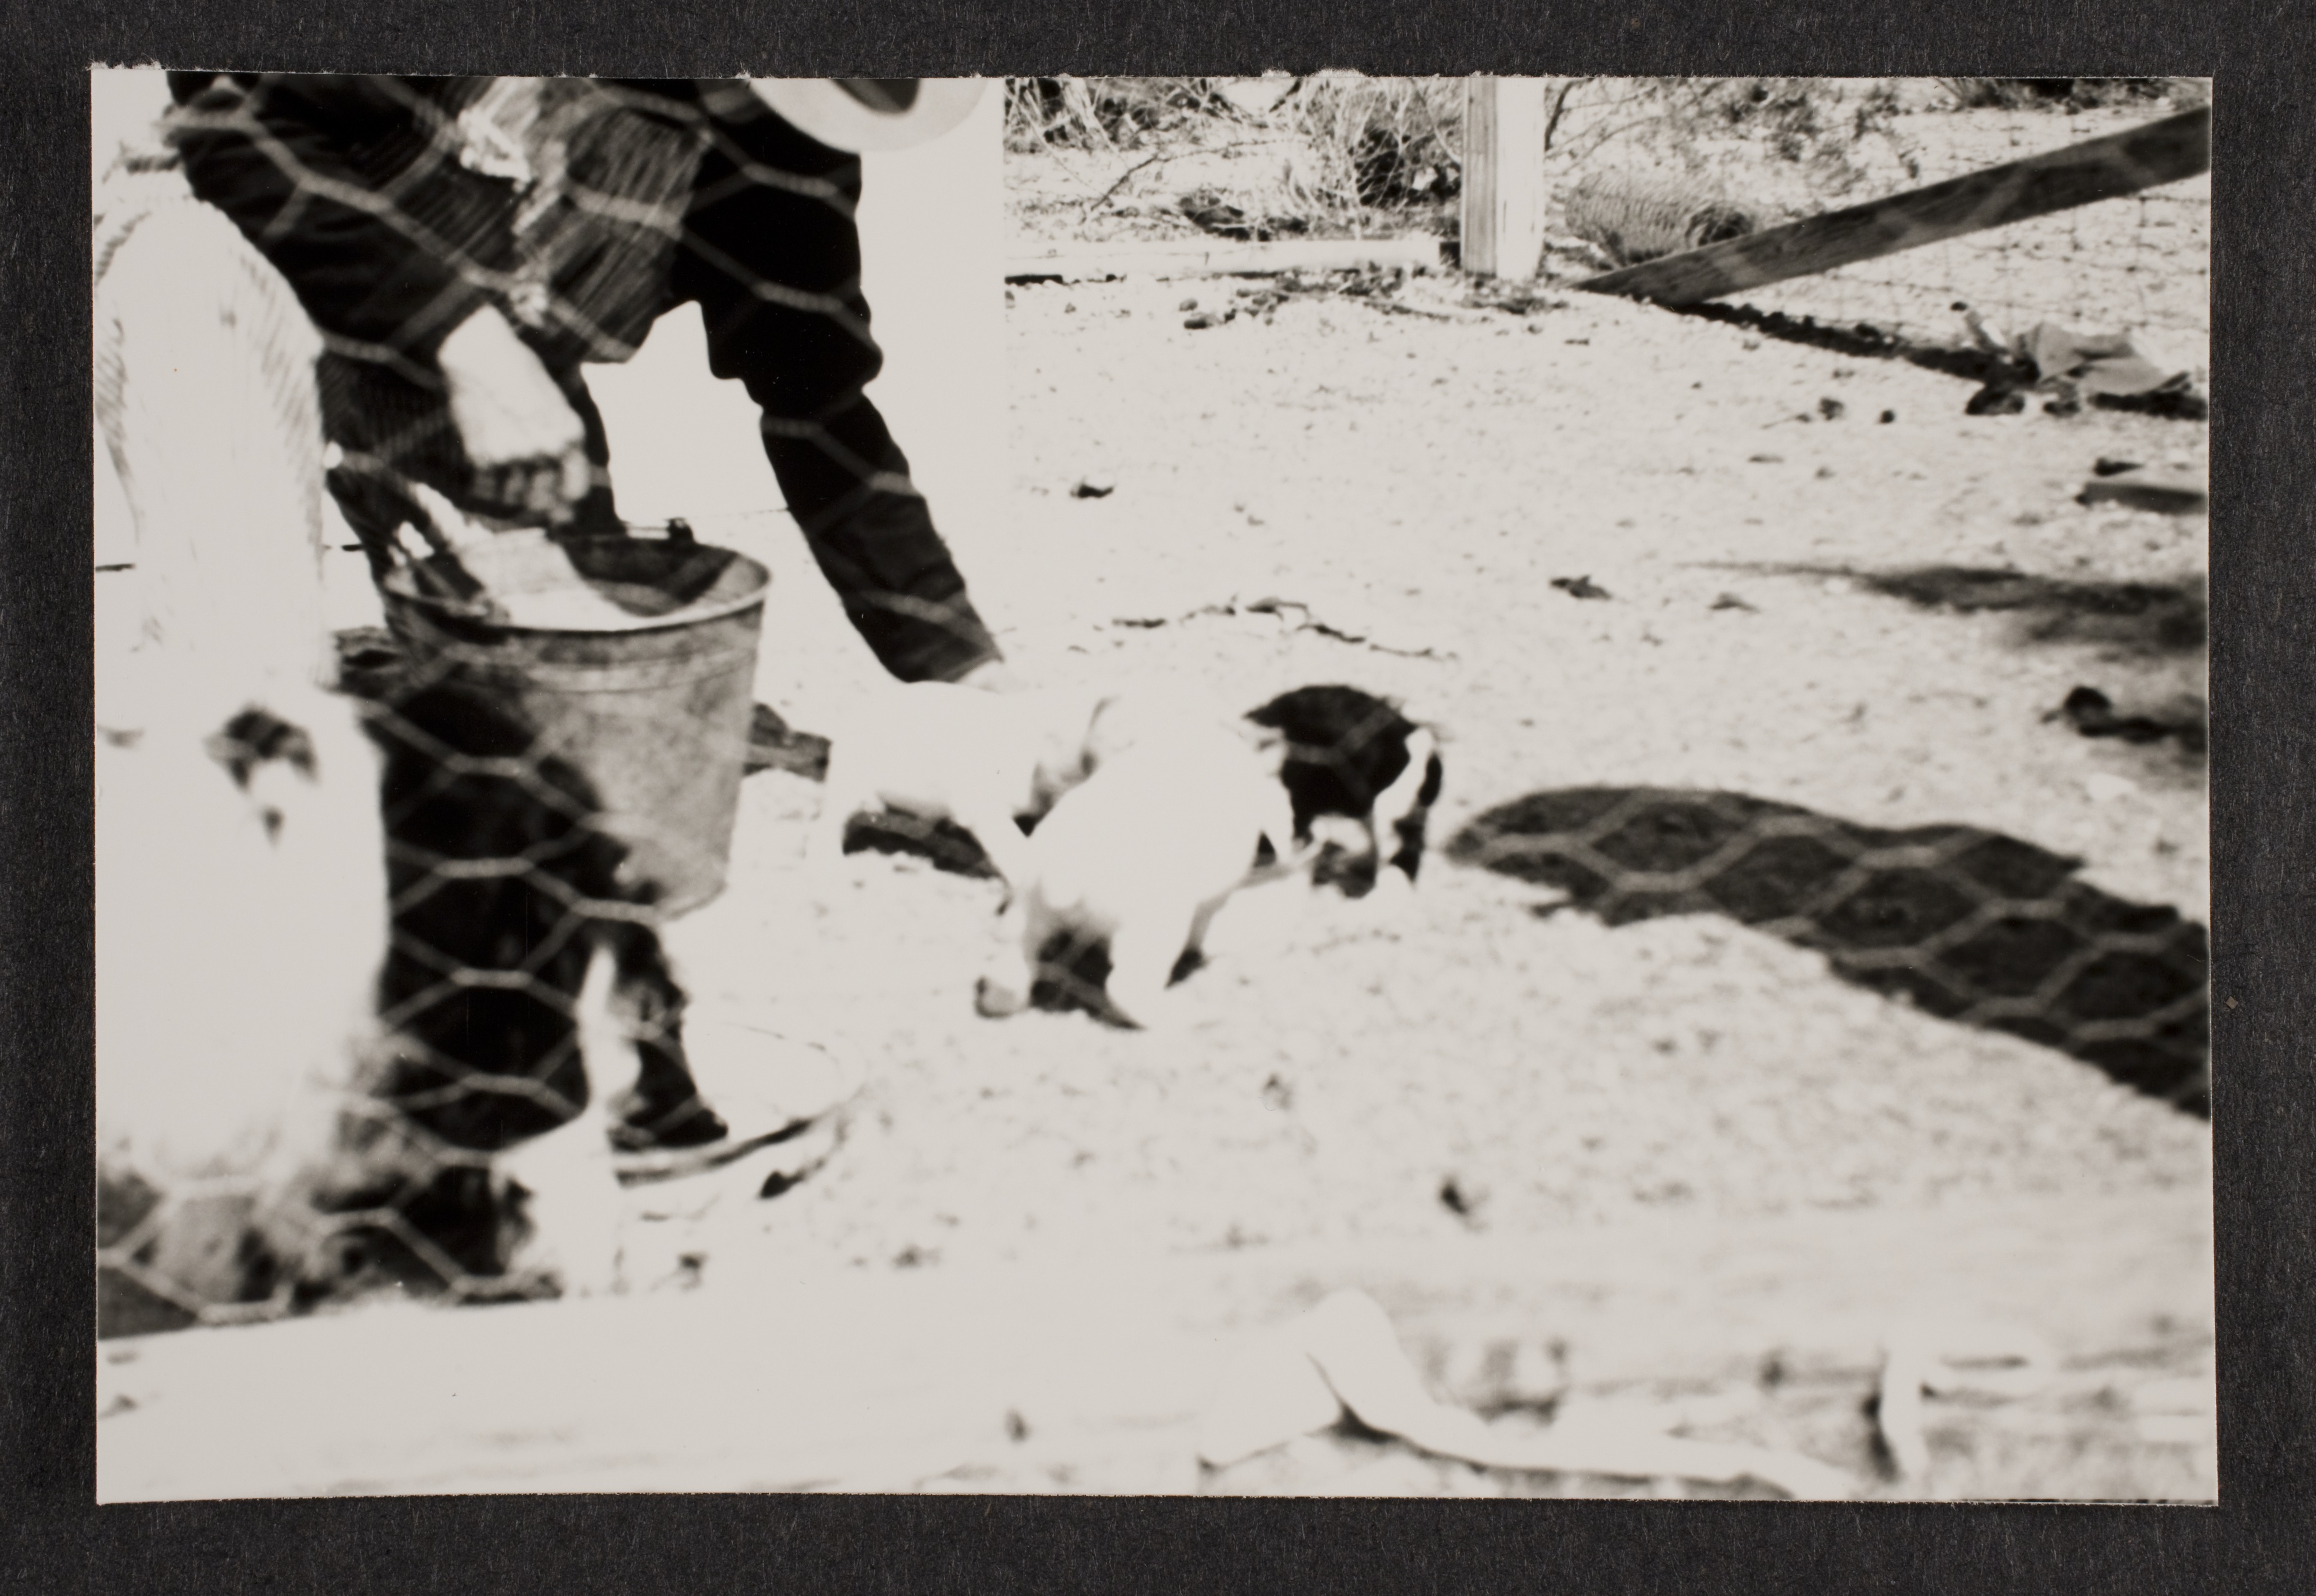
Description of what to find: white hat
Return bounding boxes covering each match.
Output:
[745,78,985,152]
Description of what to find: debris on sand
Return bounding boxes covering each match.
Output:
[1109,594,1454,659]
[2019,323,2201,410]
[2077,465,2206,516]
[1176,187,1311,243]
[1167,266,1457,330]
[1551,576,1612,601]
[1179,189,1251,236]
[1463,280,1571,317]
[1197,1290,1855,1498]
[1437,1174,1489,1227]
[1875,1325,2054,1486]
[2051,686,2208,753]
[1071,477,1117,499]
[1710,593,1757,612]
[1817,397,1846,421]
[1961,319,2208,420]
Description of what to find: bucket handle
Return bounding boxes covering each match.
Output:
[384,520,505,624]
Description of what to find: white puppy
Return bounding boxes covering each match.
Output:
[974,719,1303,1029]
[812,682,1114,893]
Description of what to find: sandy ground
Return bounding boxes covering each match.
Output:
[96,96,2214,1502]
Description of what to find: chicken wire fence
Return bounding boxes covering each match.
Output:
[96,73,2212,1338]
[96,72,1002,1337]
[1448,787,2210,1117]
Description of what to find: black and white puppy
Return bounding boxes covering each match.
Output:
[974,717,1303,1029]
[966,686,1436,1028]
[1244,685,1444,898]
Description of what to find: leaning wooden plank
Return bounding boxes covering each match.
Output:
[1577,105,2210,307]
[1007,236,1442,283]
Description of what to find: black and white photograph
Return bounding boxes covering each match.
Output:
[90,67,2214,1504]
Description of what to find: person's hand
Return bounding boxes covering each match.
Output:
[437,304,592,525]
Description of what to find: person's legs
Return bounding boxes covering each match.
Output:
[354,669,736,1166]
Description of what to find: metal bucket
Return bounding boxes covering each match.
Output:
[379,522,770,917]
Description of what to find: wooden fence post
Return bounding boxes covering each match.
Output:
[1461,77,1551,279]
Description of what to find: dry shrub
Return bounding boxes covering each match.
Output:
[1006,75,2207,248]
[1005,76,1918,237]
[1005,77,1246,154]
[1004,74,1465,230]
[1939,78,2196,112]
[1280,73,1465,213]
[1543,79,1921,217]
[1563,171,1761,268]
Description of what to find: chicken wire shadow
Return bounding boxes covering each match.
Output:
[1448,788,2208,1116]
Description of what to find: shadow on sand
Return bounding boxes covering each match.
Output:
[1450,787,2208,1117]
[1716,562,2207,660]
